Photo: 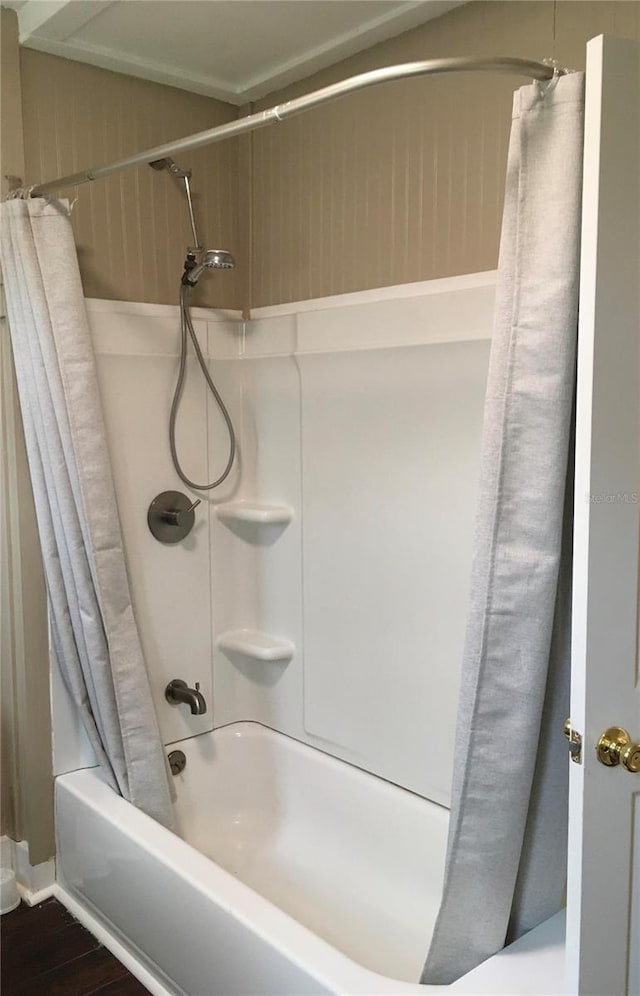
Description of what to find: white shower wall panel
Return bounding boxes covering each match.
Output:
[299,339,489,804]
[87,301,243,747]
[214,273,495,804]
[210,333,306,737]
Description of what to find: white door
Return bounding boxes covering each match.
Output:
[567,34,640,996]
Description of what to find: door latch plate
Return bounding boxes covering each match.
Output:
[563,718,582,764]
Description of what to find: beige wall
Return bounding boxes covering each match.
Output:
[1,7,24,199]
[16,2,640,311]
[249,0,640,306]
[20,50,244,310]
[1,6,54,863]
[0,310,54,865]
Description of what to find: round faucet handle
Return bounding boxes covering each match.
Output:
[148,492,201,544]
[165,498,201,523]
[180,499,202,517]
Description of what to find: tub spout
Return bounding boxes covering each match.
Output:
[165,679,207,715]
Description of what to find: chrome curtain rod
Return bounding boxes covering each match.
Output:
[28,57,558,198]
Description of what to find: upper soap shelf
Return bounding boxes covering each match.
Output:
[215,501,293,526]
[217,629,295,662]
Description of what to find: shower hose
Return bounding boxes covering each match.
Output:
[169,283,236,490]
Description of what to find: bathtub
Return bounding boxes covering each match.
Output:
[56,721,450,995]
[56,721,566,996]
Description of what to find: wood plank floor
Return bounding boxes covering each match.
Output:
[1,897,149,995]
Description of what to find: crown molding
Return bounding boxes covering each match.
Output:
[13,0,465,106]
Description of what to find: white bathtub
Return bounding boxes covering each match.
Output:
[56,721,567,995]
[56,721,450,995]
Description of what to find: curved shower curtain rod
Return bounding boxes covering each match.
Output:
[26,56,561,198]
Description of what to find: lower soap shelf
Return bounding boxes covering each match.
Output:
[216,629,295,662]
[215,502,293,526]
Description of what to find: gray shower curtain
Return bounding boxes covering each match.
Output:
[422,71,585,983]
[1,197,173,828]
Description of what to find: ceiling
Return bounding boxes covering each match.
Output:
[7,0,465,104]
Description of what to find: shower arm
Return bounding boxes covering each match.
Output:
[23,56,561,199]
[149,158,202,251]
[182,174,202,252]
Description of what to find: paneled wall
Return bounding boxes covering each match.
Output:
[0,7,54,865]
[20,50,243,310]
[17,2,640,311]
[249,0,640,306]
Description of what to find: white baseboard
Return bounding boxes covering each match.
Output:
[16,881,57,906]
[0,836,56,906]
[53,885,179,996]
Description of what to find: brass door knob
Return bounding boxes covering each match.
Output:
[596,727,640,772]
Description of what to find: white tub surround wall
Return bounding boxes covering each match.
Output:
[86,298,243,749]
[50,639,97,777]
[67,274,494,807]
[210,333,305,738]
[213,272,495,804]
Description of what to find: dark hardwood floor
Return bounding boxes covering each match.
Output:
[1,897,149,995]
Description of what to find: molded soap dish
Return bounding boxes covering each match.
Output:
[217,629,295,662]
[215,502,293,526]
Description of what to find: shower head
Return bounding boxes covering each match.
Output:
[149,159,234,281]
[183,249,236,286]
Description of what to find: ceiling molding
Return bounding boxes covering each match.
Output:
[17,0,114,42]
[12,0,466,106]
[239,1,464,100]
[19,34,243,104]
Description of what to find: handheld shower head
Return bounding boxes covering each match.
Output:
[183,249,236,286]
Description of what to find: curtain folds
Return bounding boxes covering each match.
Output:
[1,197,173,828]
[422,71,585,984]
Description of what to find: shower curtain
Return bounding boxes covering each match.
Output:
[1,197,173,828]
[422,71,585,983]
